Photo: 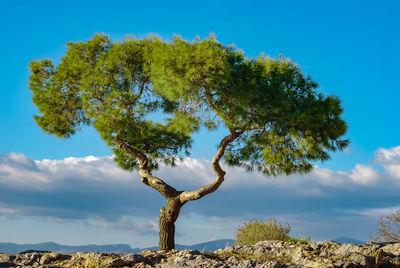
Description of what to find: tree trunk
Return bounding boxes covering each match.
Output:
[158,198,183,251]
[115,133,241,251]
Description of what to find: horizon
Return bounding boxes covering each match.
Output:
[0,236,364,249]
[1,0,400,248]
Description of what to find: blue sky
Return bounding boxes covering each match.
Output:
[1,0,400,247]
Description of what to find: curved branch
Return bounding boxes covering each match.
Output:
[115,135,179,198]
[179,130,244,203]
[115,135,148,165]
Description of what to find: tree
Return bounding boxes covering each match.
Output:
[29,34,348,251]
[373,210,400,242]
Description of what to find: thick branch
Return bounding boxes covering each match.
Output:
[115,135,179,198]
[115,135,148,165]
[179,130,244,203]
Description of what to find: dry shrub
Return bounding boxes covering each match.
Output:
[374,210,400,242]
[235,218,291,245]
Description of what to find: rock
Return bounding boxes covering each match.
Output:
[2,240,400,267]
[14,253,42,266]
[253,246,270,257]
[334,260,358,267]
[260,261,281,268]
[106,257,127,267]
[19,250,51,254]
[0,255,16,263]
[39,254,52,265]
[124,253,146,262]
[382,243,400,256]
[140,249,157,256]
[39,252,71,265]
[335,243,362,257]
[348,252,375,267]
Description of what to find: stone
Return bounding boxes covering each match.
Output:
[106,257,127,267]
[0,255,16,263]
[348,252,375,267]
[39,254,52,265]
[335,244,362,257]
[122,253,146,264]
[382,243,400,256]
[14,253,42,266]
[260,261,281,268]
[2,240,400,267]
[39,252,71,265]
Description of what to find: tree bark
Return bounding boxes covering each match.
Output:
[115,131,244,251]
[158,198,183,251]
[179,129,244,203]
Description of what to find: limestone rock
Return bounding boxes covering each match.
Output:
[39,252,71,265]
[382,243,400,256]
[1,240,400,267]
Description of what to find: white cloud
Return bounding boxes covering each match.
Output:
[375,146,400,164]
[375,146,400,179]
[306,167,349,187]
[349,164,380,186]
[0,153,145,191]
[297,187,325,197]
[350,206,400,219]
[344,147,352,154]
[0,151,386,195]
[87,216,158,235]
[0,146,399,238]
[0,153,50,189]
[38,155,139,184]
[0,207,18,215]
[154,158,214,189]
[209,234,218,241]
[3,153,38,170]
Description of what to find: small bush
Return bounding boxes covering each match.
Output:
[235,218,291,245]
[287,235,311,243]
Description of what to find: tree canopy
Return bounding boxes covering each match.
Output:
[29,33,348,176]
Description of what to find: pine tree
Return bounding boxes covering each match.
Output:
[29,34,348,250]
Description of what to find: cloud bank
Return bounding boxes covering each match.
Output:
[1,146,400,241]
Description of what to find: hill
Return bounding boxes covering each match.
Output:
[0,242,139,254]
[332,237,365,245]
[143,239,234,252]
[0,239,235,254]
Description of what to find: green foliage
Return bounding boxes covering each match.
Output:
[29,33,348,174]
[222,55,348,176]
[235,219,291,245]
[287,235,311,243]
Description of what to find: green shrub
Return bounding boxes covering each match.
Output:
[287,235,311,243]
[235,218,291,245]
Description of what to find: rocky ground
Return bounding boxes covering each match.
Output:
[1,240,400,267]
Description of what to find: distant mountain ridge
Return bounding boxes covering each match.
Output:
[143,239,234,252]
[331,237,365,245]
[0,242,140,254]
[0,239,235,254]
[0,237,366,254]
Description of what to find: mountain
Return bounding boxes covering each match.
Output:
[0,238,371,254]
[0,242,140,254]
[0,239,234,254]
[179,239,234,252]
[332,237,365,245]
